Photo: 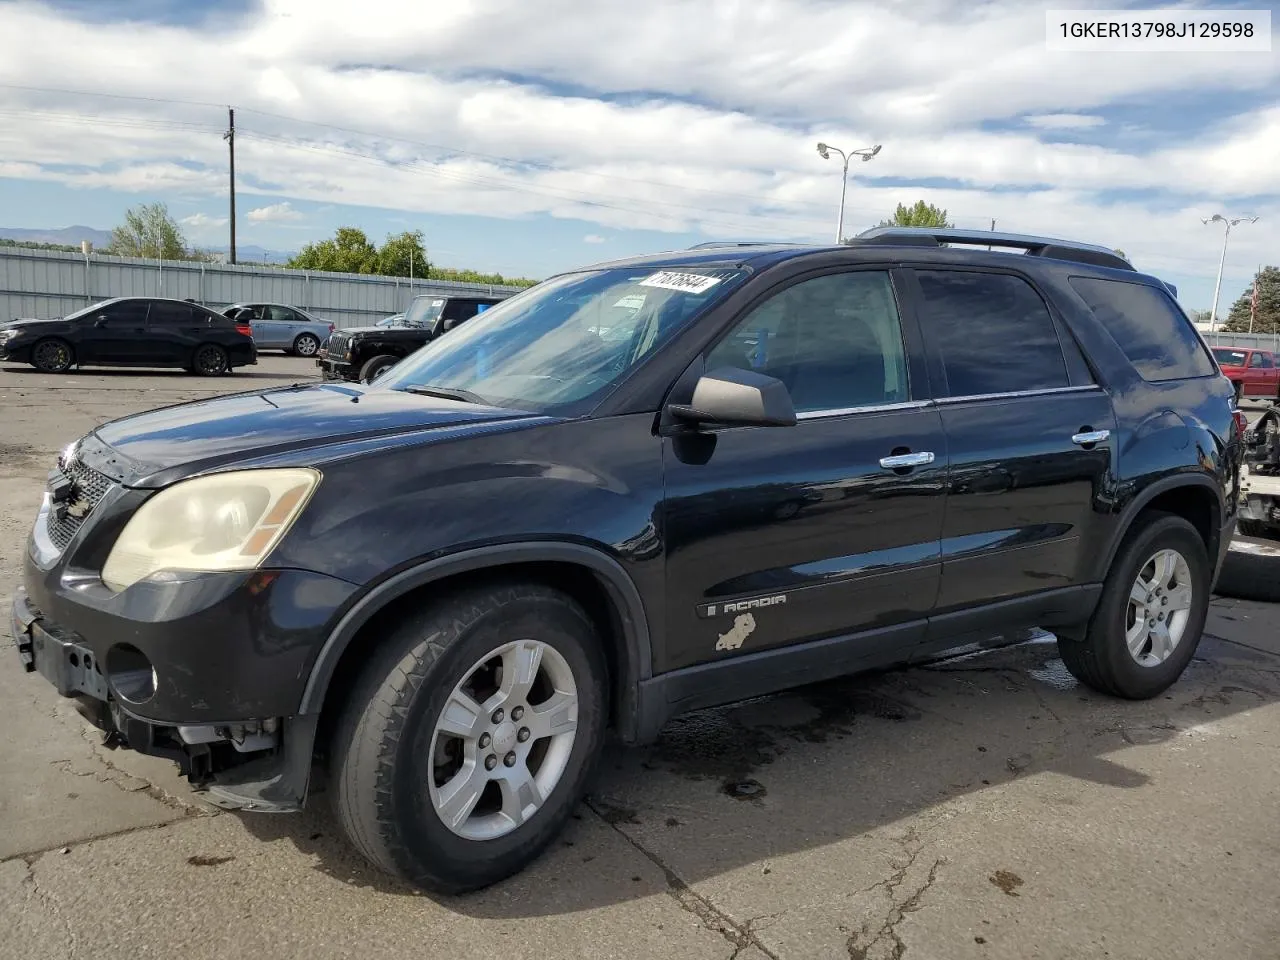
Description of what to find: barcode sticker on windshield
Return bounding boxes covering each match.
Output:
[638,271,722,294]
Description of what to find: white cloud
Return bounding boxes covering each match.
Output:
[246,201,303,222]
[1024,113,1106,129]
[583,234,606,244]
[0,0,1274,303]
[180,212,229,228]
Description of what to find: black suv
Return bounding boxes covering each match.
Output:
[11,228,1244,894]
[318,293,506,382]
[0,296,256,375]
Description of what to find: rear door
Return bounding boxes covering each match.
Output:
[145,301,202,364]
[905,267,1117,624]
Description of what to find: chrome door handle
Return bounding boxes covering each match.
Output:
[879,451,935,469]
[1071,430,1110,445]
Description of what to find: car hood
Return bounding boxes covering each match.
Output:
[339,325,430,337]
[3,317,65,330]
[87,382,543,487]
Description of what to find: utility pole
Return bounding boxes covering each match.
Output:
[988,218,995,250]
[1203,214,1258,332]
[224,107,237,265]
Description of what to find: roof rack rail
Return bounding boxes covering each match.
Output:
[851,227,1134,272]
[687,240,807,249]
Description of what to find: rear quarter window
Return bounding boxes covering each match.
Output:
[1069,277,1216,382]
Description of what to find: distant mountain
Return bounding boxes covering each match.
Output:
[202,245,297,265]
[0,225,112,248]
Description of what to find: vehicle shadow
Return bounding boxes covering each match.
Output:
[237,628,1280,915]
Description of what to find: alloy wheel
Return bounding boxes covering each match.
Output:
[1125,548,1194,667]
[428,639,579,841]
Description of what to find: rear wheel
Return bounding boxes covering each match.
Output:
[31,338,74,373]
[1060,512,1209,699]
[191,344,229,377]
[293,333,320,357]
[359,354,399,383]
[331,583,608,894]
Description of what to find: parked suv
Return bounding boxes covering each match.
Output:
[11,228,1244,894]
[1211,346,1280,403]
[319,293,506,382]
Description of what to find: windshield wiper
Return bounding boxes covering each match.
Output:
[401,385,489,405]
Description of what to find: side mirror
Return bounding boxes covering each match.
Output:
[94,316,107,328]
[668,367,796,428]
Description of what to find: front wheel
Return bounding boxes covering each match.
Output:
[359,354,399,383]
[31,338,74,373]
[331,583,608,894]
[1060,512,1209,700]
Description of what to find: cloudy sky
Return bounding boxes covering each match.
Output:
[0,0,1275,311]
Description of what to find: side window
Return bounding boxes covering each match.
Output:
[706,270,910,413]
[1068,277,1216,381]
[1248,352,1264,368]
[102,301,150,326]
[147,302,192,326]
[266,305,295,322]
[1262,354,1275,369]
[914,271,1069,397]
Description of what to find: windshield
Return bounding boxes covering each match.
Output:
[59,298,120,322]
[375,265,749,412]
[1213,348,1247,366]
[402,297,446,328]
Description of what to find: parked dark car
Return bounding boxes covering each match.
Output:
[0,296,256,375]
[12,228,1245,895]
[221,303,335,357]
[318,293,506,382]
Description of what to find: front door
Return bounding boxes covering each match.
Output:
[75,299,151,363]
[905,267,1117,622]
[660,268,947,674]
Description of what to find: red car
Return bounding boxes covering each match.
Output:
[1212,347,1280,403]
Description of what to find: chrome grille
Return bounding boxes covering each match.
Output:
[326,332,350,358]
[45,450,115,551]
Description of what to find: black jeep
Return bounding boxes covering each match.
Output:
[12,228,1245,895]
[318,293,506,382]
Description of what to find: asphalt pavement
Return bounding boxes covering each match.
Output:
[2,356,1278,960]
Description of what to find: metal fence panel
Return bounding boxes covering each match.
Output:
[0,247,525,329]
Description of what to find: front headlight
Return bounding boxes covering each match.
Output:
[101,468,320,592]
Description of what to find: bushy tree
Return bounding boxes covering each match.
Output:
[1223,266,1280,335]
[877,200,954,229]
[288,227,380,274]
[106,202,190,259]
[377,230,429,278]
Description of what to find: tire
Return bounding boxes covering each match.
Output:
[359,354,399,383]
[1059,512,1210,699]
[1236,519,1268,538]
[1232,381,1244,404]
[191,344,229,377]
[31,337,74,373]
[330,583,608,894]
[293,333,320,357]
[1214,535,1280,603]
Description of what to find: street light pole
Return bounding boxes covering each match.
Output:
[816,142,881,243]
[1203,214,1259,332]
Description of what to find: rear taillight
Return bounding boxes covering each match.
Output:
[1233,409,1249,437]
[328,323,335,333]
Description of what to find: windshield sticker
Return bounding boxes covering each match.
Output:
[613,294,647,309]
[638,271,723,295]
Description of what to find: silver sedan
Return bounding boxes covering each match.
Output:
[221,303,335,356]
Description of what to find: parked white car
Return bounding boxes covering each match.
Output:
[221,302,335,356]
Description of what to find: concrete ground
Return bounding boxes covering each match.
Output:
[2,357,1278,960]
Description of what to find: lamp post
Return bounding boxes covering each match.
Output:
[1202,214,1259,332]
[816,142,881,243]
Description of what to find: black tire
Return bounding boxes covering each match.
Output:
[1214,535,1280,603]
[359,354,399,383]
[1232,380,1244,404]
[31,337,74,373]
[191,343,229,377]
[293,333,320,357]
[1236,519,1268,538]
[330,583,608,894]
[1059,512,1210,699]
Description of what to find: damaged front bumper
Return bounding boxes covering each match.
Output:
[11,587,318,813]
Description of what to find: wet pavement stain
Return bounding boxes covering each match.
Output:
[186,854,235,867]
[722,778,767,802]
[590,798,641,825]
[990,869,1024,896]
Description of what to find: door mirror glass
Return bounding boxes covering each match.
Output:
[669,367,796,427]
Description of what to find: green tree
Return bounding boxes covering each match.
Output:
[1223,266,1280,335]
[0,238,79,253]
[105,202,190,259]
[287,227,380,274]
[377,230,430,278]
[877,200,954,229]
